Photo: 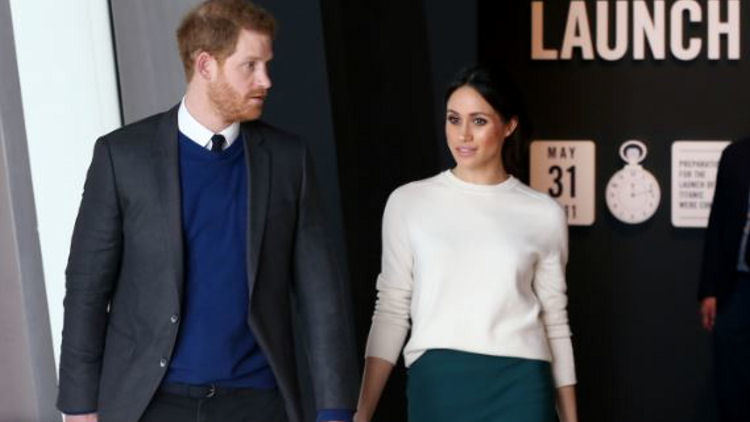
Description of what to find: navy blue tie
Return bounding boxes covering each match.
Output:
[210,134,226,153]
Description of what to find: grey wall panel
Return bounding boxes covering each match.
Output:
[110,0,201,123]
[0,0,61,420]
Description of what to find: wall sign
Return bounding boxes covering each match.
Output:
[530,140,596,226]
[671,140,730,228]
[531,0,741,61]
[606,140,661,224]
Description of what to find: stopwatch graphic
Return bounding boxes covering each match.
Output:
[605,140,661,224]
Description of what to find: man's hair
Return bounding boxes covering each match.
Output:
[176,0,276,80]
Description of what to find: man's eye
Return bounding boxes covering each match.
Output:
[247,62,256,70]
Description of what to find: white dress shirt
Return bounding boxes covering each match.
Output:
[178,98,240,150]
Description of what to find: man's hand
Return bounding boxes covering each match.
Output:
[700,296,717,331]
[64,413,98,422]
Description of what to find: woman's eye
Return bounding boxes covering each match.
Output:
[473,117,487,126]
[447,115,460,124]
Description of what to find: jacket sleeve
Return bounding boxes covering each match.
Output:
[699,146,732,300]
[292,145,358,410]
[57,138,122,413]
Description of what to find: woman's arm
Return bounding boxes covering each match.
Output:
[556,385,578,422]
[534,204,578,420]
[354,357,396,422]
[357,189,414,421]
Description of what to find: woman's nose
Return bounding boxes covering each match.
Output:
[459,124,472,142]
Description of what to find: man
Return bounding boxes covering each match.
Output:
[56,1,357,421]
[699,138,750,422]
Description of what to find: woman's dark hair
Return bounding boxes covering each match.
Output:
[444,64,530,181]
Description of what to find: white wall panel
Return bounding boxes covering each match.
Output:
[9,0,121,367]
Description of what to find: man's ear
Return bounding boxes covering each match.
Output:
[195,51,215,81]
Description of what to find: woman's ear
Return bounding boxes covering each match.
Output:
[504,116,519,138]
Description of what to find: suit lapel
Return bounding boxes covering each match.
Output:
[152,104,185,300]
[243,121,270,301]
[150,111,270,302]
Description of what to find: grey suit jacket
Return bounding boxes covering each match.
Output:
[56,105,358,422]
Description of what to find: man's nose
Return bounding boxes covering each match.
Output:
[256,68,272,90]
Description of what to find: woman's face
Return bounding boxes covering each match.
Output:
[445,85,517,173]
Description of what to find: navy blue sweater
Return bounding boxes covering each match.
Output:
[164,132,276,388]
[163,132,352,422]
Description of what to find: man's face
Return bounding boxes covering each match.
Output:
[208,29,273,122]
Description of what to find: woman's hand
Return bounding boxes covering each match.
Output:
[353,411,369,422]
[556,385,578,422]
[355,357,395,422]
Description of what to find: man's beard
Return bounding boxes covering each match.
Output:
[208,77,265,123]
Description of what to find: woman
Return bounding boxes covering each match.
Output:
[354,65,578,422]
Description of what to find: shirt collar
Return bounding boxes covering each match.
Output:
[177,97,240,150]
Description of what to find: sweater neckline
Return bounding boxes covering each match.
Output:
[178,131,245,162]
[441,169,519,193]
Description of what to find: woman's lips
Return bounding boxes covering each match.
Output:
[455,146,477,157]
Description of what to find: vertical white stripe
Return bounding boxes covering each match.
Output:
[9,0,122,368]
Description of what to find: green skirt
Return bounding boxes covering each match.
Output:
[407,349,556,422]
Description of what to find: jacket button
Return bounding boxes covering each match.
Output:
[170,314,179,324]
[159,358,168,368]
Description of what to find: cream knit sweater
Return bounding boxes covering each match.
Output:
[364,170,576,387]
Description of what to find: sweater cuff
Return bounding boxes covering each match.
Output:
[364,321,409,364]
[317,409,353,422]
[549,337,576,387]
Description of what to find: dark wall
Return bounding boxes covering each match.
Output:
[321,0,476,420]
[247,1,355,419]
[476,1,750,421]
[253,0,348,271]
